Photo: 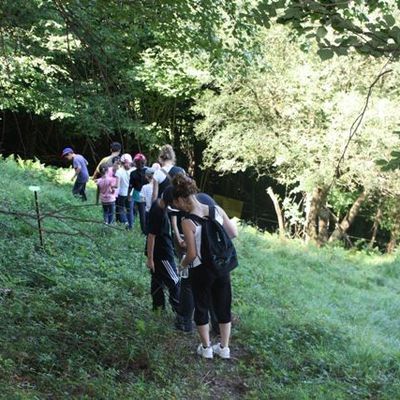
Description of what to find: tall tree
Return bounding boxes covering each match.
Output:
[194,24,400,243]
[0,0,249,151]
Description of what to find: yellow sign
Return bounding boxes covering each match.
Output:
[213,194,243,218]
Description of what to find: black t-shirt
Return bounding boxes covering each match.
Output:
[147,200,174,260]
[157,166,186,198]
[129,168,147,192]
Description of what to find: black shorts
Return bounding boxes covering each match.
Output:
[189,264,232,326]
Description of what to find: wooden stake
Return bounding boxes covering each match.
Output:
[266,187,285,238]
[33,189,44,248]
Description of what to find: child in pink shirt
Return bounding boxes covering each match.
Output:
[96,165,119,224]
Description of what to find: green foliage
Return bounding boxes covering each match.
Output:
[376,129,400,171]
[0,0,251,145]
[328,189,361,218]
[2,0,398,152]
[270,0,400,59]
[195,24,400,190]
[1,158,400,398]
[193,23,400,239]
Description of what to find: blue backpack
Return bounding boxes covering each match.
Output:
[189,206,238,276]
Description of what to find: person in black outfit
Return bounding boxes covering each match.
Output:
[170,174,238,359]
[128,153,148,234]
[146,190,180,314]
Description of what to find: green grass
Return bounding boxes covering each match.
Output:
[1,156,400,399]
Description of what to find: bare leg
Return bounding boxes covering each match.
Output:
[219,322,231,347]
[197,323,210,347]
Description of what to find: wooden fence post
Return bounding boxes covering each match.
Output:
[29,186,44,248]
[266,187,285,238]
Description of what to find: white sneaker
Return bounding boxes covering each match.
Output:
[212,343,230,359]
[197,344,213,359]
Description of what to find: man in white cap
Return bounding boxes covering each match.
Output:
[115,153,134,228]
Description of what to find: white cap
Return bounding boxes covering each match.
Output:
[145,167,155,176]
[120,153,132,164]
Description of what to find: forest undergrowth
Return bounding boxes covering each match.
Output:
[0,157,399,400]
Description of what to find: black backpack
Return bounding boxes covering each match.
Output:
[189,206,238,277]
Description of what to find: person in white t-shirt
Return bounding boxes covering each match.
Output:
[115,153,135,229]
[151,145,185,202]
[171,174,238,360]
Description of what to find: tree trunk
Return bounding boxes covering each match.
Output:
[1,110,6,153]
[266,187,285,238]
[329,191,367,242]
[329,210,354,247]
[185,147,195,177]
[369,205,382,248]
[318,206,330,244]
[305,187,327,243]
[387,225,399,253]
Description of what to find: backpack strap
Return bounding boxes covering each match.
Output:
[208,205,216,221]
[186,213,205,227]
[160,168,172,182]
[187,206,216,225]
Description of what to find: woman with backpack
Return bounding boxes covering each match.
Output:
[171,174,238,359]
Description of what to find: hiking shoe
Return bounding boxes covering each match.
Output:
[212,343,230,359]
[197,344,213,359]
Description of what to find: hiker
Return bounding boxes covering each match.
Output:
[151,145,185,201]
[109,156,121,179]
[107,156,121,222]
[92,142,122,180]
[95,165,118,224]
[115,153,134,229]
[128,153,148,234]
[146,187,181,316]
[171,174,238,359]
[170,192,221,334]
[61,147,89,201]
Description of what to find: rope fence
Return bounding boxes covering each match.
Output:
[0,189,390,250]
[0,189,134,249]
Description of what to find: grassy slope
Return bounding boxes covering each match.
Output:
[0,157,399,400]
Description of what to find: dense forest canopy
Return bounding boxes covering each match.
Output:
[2,0,399,139]
[1,0,400,250]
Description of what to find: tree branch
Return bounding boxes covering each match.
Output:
[328,61,393,191]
